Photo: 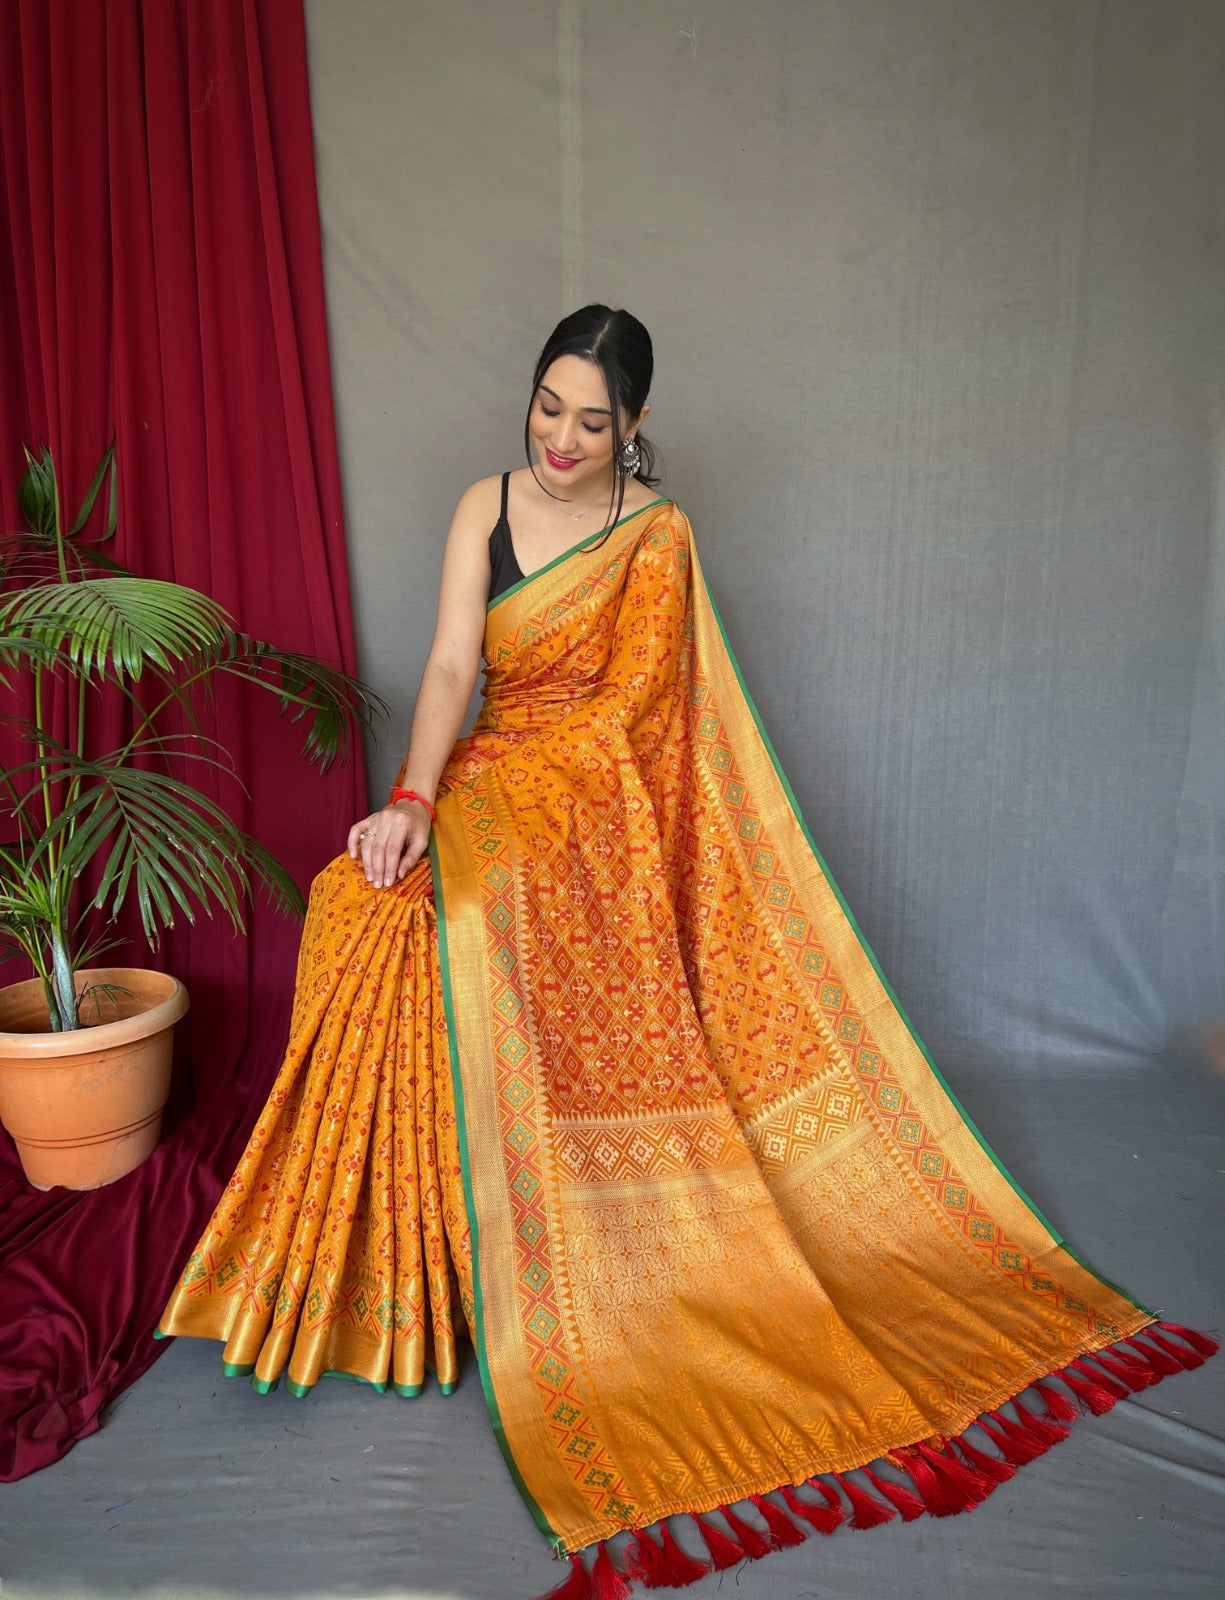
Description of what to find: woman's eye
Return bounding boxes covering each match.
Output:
[540,403,604,437]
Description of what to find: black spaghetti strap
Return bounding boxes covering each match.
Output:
[499,470,510,523]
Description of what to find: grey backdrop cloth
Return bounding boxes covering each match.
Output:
[4,3,1222,1598]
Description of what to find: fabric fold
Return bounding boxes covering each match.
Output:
[159,859,471,1396]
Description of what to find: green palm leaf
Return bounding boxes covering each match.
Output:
[178,629,385,771]
[0,632,70,684]
[0,577,231,681]
[33,761,306,942]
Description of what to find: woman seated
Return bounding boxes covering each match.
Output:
[161,304,1208,1597]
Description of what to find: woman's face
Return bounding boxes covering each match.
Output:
[529,353,633,499]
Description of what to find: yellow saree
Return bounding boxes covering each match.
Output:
[159,499,1215,1596]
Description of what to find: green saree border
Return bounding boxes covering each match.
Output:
[428,831,563,1552]
[487,495,670,612]
[700,582,1147,1314]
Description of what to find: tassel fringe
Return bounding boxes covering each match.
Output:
[622,1531,670,1589]
[1073,1355,1129,1400]
[917,1440,997,1510]
[1034,1380,1080,1423]
[1094,1348,1157,1390]
[809,1478,848,1530]
[863,1464,926,1520]
[750,1492,807,1547]
[590,1542,630,1600]
[837,1471,896,1528]
[692,1512,746,1570]
[1060,1362,1118,1415]
[541,1554,593,1600]
[657,1522,710,1585]
[537,1320,1215,1597]
[1156,1321,1218,1362]
[719,1503,774,1559]
[780,1481,843,1533]
[979,1410,1048,1465]
[952,1430,1017,1484]
[1011,1402,1071,1448]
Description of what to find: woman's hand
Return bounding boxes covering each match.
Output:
[347,800,432,888]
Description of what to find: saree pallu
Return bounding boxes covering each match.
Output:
[160,499,1215,1594]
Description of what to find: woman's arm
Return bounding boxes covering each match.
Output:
[348,479,495,887]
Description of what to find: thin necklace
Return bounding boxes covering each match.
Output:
[532,468,608,521]
[563,488,618,521]
[556,495,606,522]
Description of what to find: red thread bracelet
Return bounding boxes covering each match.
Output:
[390,786,436,822]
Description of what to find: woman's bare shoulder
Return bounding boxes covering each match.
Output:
[619,480,670,518]
[455,472,505,524]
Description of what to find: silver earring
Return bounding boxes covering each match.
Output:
[617,435,641,476]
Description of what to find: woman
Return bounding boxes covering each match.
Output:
[160,306,1214,1599]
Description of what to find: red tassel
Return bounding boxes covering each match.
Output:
[1060,1364,1119,1416]
[1157,1321,1219,1361]
[1126,1335,1182,1378]
[692,1514,743,1571]
[836,1471,896,1529]
[895,1447,946,1514]
[720,1504,774,1560]
[1034,1379,1080,1423]
[1147,1327,1207,1372]
[656,1521,711,1586]
[1010,1403,1070,1448]
[1072,1355,1128,1400]
[1094,1348,1156,1391]
[808,1479,848,1531]
[590,1542,630,1600]
[1110,1347,1161,1388]
[750,1493,807,1548]
[622,1531,671,1589]
[914,1441,996,1510]
[979,1412,1046,1466]
[862,1464,925,1521]
[623,1524,710,1590]
[951,1431,1016,1484]
[539,1554,593,1600]
[780,1482,842,1535]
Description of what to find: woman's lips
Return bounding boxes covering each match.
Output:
[545,448,580,470]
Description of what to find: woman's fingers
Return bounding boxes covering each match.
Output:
[366,821,400,887]
[350,803,434,887]
[347,813,376,859]
[358,810,432,887]
[397,823,427,879]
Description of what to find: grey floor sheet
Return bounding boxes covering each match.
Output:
[2,1063,1222,1600]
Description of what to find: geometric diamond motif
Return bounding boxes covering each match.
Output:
[521,1259,548,1293]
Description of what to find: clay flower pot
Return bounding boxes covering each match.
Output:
[0,967,189,1190]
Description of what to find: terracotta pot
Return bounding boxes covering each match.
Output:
[0,967,189,1190]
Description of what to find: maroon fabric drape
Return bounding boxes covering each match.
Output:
[0,0,365,1478]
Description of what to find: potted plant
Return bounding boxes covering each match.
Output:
[0,443,381,1189]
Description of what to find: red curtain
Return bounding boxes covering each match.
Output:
[0,0,365,1478]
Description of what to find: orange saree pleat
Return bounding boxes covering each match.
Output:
[158,856,473,1396]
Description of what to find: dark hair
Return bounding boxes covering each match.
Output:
[523,304,661,537]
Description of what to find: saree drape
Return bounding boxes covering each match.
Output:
[160,499,1214,1592]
